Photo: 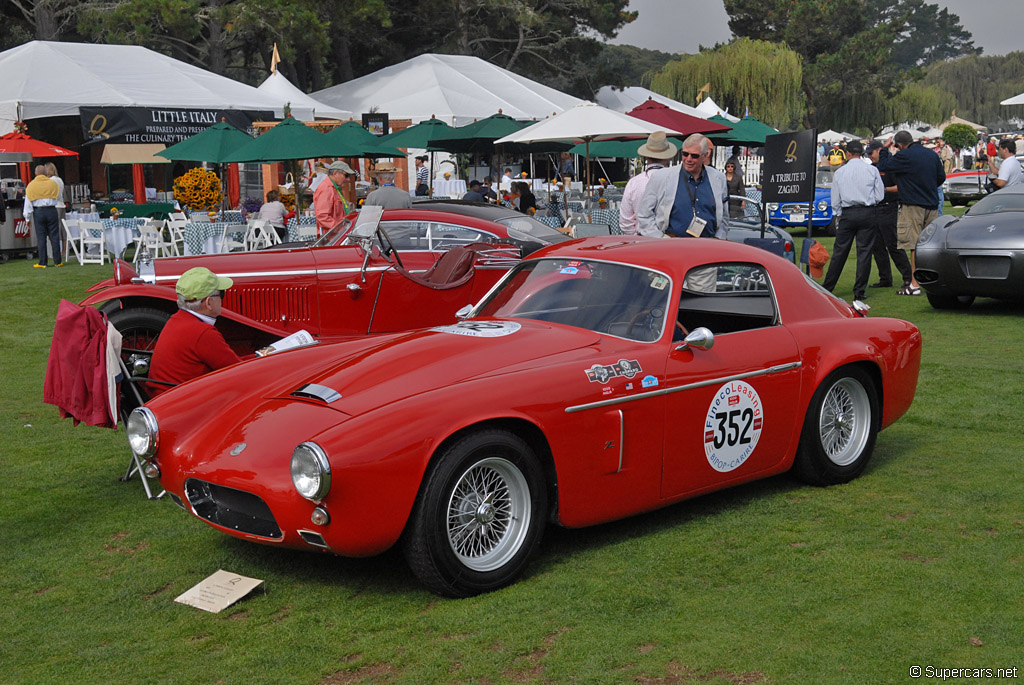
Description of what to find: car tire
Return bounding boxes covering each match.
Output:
[403,429,547,597]
[791,366,879,486]
[926,292,975,310]
[105,306,171,372]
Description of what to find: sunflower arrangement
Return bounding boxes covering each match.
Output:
[173,167,222,211]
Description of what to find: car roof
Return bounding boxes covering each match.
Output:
[409,199,528,222]
[529,235,795,273]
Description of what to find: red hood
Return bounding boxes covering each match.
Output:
[264,319,601,416]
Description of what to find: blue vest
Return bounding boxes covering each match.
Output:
[668,167,716,237]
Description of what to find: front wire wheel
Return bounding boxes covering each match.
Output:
[403,429,547,597]
[792,366,879,485]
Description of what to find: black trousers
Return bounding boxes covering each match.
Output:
[871,204,913,286]
[822,205,876,300]
[33,205,62,266]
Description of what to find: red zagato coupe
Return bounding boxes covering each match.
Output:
[127,236,922,597]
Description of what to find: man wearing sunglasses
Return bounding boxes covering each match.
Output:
[146,267,242,398]
[636,133,729,241]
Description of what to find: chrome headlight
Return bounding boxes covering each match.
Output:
[291,442,331,501]
[816,200,828,212]
[767,202,779,212]
[127,407,159,458]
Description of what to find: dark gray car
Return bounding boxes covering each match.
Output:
[915,184,1024,309]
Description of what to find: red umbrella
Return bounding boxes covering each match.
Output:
[626,100,732,137]
[0,132,78,183]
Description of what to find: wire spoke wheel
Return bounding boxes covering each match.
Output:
[817,377,871,467]
[446,457,530,572]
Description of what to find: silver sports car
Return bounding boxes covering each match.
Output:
[915,185,1024,309]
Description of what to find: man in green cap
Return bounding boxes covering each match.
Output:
[146,267,241,397]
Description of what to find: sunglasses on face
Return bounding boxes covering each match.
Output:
[681,152,703,159]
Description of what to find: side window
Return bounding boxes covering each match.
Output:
[380,221,428,250]
[677,263,777,335]
[427,223,494,250]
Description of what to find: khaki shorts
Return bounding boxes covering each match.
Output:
[897,205,938,250]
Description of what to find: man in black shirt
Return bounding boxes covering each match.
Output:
[865,142,913,290]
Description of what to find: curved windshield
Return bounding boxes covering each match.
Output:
[314,215,355,247]
[967,189,1024,216]
[475,258,672,342]
[494,215,572,245]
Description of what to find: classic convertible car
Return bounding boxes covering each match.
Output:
[915,184,1024,309]
[80,204,570,361]
[128,237,921,597]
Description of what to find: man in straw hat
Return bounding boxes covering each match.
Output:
[619,131,677,235]
[146,267,241,397]
[363,161,412,209]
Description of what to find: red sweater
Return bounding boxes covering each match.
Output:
[147,310,241,397]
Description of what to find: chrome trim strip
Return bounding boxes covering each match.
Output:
[617,409,624,473]
[565,361,801,414]
[291,383,342,403]
[151,266,413,282]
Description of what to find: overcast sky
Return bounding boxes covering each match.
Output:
[610,0,1021,58]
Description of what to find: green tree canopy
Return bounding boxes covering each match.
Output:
[923,52,1024,130]
[723,0,976,131]
[648,38,804,130]
[942,123,979,152]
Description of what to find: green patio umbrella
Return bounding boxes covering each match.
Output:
[707,115,778,147]
[324,121,406,158]
[427,113,530,154]
[221,117,349,163]
[378,117,454,149]
[156,122,253,163]
[570,137,682,158]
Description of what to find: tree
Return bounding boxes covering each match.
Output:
[943,123,978,153]
[648,39,804,130]
[6,0,82,40]
[723,0,976,131]
[923,52,1024,130]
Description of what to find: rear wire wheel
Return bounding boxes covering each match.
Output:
[403,429,547,597]
[105,305,170,375]
[792,366,879,485]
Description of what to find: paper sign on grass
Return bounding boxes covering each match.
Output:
[174,569,263,613]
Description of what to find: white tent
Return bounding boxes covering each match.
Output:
[596,86,708,119]
[694,96,740,122]
[818,129,853,143]
[1001,92,1024,106]
[311,54,584,126]
[257,71,354,121]
[0,40,299,134]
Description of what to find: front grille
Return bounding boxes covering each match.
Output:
[229,286,312,325]
[962,255,1011,279]
[184,478,282,539]
[780,203,813,214]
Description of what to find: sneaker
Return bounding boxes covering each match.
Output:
[33,264,46,269]
[896,285,921,296]
[55,262,64,267]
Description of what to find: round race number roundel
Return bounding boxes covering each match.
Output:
[704,381,763,473]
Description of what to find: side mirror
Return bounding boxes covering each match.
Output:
[675,326,714,352]
[455,304,473,320]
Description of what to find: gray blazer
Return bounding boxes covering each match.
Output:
[636,164,730,240]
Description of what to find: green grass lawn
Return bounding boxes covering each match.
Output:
[2,248,1022,684]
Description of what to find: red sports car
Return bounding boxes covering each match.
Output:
[127,237,922,597]
[80,203,570,362]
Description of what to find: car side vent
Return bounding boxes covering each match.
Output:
[292,383,342,403]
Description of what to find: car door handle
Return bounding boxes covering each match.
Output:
[347,283,362,299]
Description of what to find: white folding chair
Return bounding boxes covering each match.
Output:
[133,221,174,262]
[78,221,107,265]
[61,218,84,265]
[165,216,188,255]
[215,223,246,253]
[244,218,279,250]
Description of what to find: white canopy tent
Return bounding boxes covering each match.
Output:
[257,71,353,121]
[0,40,300,134]
[818,129,853,143]
[311,53,584,127]
[694,96,740,122]
[1001,92,1024,106]
[596,86,708,119]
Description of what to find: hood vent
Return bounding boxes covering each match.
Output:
[291,383,342,403]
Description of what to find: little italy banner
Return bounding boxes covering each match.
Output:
[80,107,273,146]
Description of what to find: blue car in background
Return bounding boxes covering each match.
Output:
[767,167,835,234]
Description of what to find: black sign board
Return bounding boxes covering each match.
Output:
[362,113,389,136]
[761,129,817,204]
[80,107,274,146]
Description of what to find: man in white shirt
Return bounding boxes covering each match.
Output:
[821,140,884,302]
[619,131,676,235]
[989,139,1023,189]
